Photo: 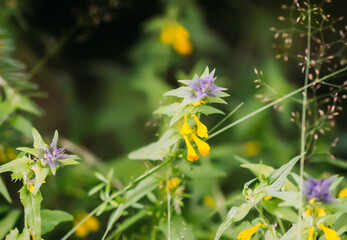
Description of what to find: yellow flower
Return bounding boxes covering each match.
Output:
[192,100,207,106]
[264,196,272,201]
[309,198,316,204]
[165,177,181,192]
[183,135,199,161]
[308,227,315,240]
[29,185,34,193]
[304,209,312,216]
[74,212,100,237]
[193,114,208,138]
[319,224,340,240]
[180,115,192,135]
[192,134,210,156]
[203,196,216,208]
[242,141,261,157]
[160,22,192,56]
[317,208,327,217]
[338,188,347,198]
[237,223,262,240]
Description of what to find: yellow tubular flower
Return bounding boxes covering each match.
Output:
[75,225,88,238]
[29,185,34,193]
[309,198,316,204]
[173,37,192,56]
[319,224,341,240]
[338,188,347,198]
[304,209,312,216]
[192,134,210,156]
[85,216,100,232]
[317,208,327,217]
[183,135,199,161]
[180,115,192,135]
[193,114,208,138]
[165,177,181,192]
[237,223,262,240]
[160,23,193,56]
[308,227,315,240]
[264,196,272,201]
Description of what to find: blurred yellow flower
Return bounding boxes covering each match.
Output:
[264,196,272,201]
[304,209,312,216]
[338,188,347,198]
[319,224,340,240]
[180,115,192,135]
[165,177,181,192]
[317,208,326,217]
[242,141,260,157]
[160,22,193,56]
[308,227,315,240]
[203,196,216,208]
[237,223,262,240]
[74,212,100,238]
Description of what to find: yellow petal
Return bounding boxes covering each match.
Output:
[237,223,262,240]
[192,134,210,156]
[264,196,272,201]
[319,224,341,240]
[193,114,208,138]
[317,208,327,217]
[183,135,199,161]
[308,227,315,240]
[173,38,193,56]
[338,188,347,198]
[75,225,89,237]
[29,185,34,193]
[309,198,316,204]
[85,216,100,232]
[180,115,192,135]
[304,209,312,216]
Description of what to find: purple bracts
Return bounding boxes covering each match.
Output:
[304,177,335,203]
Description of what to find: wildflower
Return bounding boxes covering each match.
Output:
[165,177,181,192]
[187,69,226,103]
[180,115,192,135]
[237,223,262,240]
[183,135,199,161]
[317,208,327,217]
[338,188,347,198]
[192,100,207,106]
[160,22,192,56]
[308,227,315,240]
[193,114,208,138]
[192,134,210,156]
[264,196,272,201]
[203,196,216,208]
[39,132,76,173]
[29,185,34,193]
[304,177,335,203]
[304,209,312,216]
[242,141,261,157]
[74,212,100,237]
[319,224,340,240]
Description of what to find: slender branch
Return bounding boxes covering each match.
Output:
[298,3,311,239]
[207,66,347,140]
[167,178,171,240]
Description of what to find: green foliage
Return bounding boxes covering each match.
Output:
[41,209,73,235]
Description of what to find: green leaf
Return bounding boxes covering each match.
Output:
[163,87,190,98]
[5,228,30,240]
[268,191,300,208]
[33,163,49,195]
[102,204,125,240]
[241,163,274,180]
[19,186,42,240]
[0,177,11,203]
[0,209,21,239]
[32,128,47,150]
[15,95,41,116]
[41,209,73,235]
[267,154,301,193]
[214,203,252,240]
[88,183,105,196]
[0,157,32,180]
[129,129,181,160]
[262,198,298,222]
[60,157,80,166]
[16,147,42,158]
[8,115,33,139]
[169,104,194,127]
[206,97,227,104]
[154,102,180,116]
[196,105,225,115]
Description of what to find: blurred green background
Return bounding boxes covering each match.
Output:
[0,0,346,239]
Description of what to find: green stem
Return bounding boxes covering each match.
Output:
[298,3,311,239]
[167,178,172,240]
[208,102,244,134]
[207,66,347,140]
[61,158,173,240]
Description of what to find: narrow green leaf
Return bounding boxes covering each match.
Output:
[153,102,180,116]
[16,147,42,158]
[33,164,49,195]
[8,115,33,139]
[0,177,11,203]
[197,105,225,115]
[0,157,31,176]
[163,87,190,98]
[32,128,47,150]
[0,209,21,239]
[102,204,125,240]
[88,183,105,196]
